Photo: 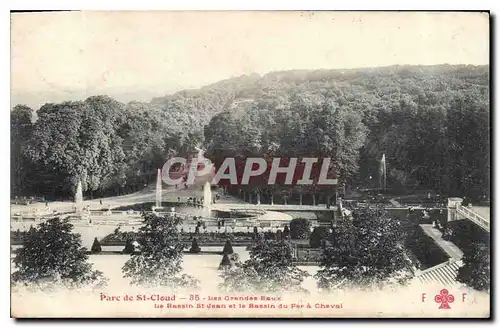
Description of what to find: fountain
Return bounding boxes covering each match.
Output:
[202,180,212,217]
[192,146,213,217]
[379,153,387,191]
[75,180,83,213]
[156,169,162,208]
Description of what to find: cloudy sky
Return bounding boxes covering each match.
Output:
[11,11,489,108]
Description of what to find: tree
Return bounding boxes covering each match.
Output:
[219,240,309,293]
[289,218,311,239]
[309,227,329,248]
[11,218,106,288]
[12,66,490,204]
[189,238,201,253]
[316,208,414,291]
[219,254,232,270]
[23,98,127,198]
[11,105,33,196]
[122,213,198,288]
[123,239,135,254]
[222,239,234,255]
[276,229,283,241]
[91,237,102,253]
[457,242,490,292]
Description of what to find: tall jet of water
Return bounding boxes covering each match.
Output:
[379,154,387,191]
[202,181,212,217]
[203,181,212,207]
[156,169,162,208]
[75,180,83,213]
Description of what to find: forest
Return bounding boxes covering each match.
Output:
[11,65,490,201]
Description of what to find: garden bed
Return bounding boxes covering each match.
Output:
[406,224,450,270]
[11,229,286,247]
[448,219,490,250]
[99,230,257,246]
[295,247,322,262]
[82,250,229,256]
[111,202,185,211]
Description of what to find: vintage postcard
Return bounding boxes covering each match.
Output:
[10,11,490,318]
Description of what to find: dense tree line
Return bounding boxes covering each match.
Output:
[204,65,489,200]
[11,65,489,201]
[11,74,259,199]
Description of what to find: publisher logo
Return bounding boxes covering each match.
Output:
[162,156,338,187]
[434,289,454,309]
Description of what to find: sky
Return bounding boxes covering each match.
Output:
[11,11,489,109]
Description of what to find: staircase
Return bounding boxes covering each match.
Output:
[456,205,490,232]
[448,198,490,233]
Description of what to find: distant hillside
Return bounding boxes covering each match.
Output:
[12,65,490,200]
[201,64,489,199]
[149,64,488,133]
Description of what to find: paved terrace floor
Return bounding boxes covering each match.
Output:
[211,203,337,212]
[11,185,242,215]
[471,206,490,222]
[420,224,464,260]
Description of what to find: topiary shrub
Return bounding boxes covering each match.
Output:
[91,237,102,253]
[189,238,201,253]
[276,229,283,241]
[283,225,290,239]
[222,239,234,255]
[253,226,258,240]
